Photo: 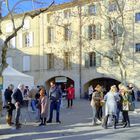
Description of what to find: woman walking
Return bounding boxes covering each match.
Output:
[120,85,131,128]
[103,85,120,129]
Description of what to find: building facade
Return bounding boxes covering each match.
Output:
[1,0,140,97]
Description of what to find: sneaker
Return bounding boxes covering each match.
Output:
[56,120,61,124]
[38,123,44,126]
[96,119,102,124]
[47,120,52,123]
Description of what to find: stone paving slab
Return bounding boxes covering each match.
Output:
[0,99,140,140]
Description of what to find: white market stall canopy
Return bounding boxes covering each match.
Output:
[2,65,34,91]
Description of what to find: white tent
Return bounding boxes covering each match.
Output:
[2,65,34,91]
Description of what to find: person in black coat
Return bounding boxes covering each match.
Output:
[4,84,14,105]
[4,84,15,125]
[12,84,24,129]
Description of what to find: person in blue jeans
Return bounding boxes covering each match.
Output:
[47,81,62,123]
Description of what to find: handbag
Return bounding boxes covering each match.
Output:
[123,102,129,111]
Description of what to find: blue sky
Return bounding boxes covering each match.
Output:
[3,0,71,16]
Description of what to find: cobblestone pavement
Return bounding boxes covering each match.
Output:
[0,99,140,140]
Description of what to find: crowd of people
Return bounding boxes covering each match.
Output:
[3,81,138,130]
[3,81,75,129]
[90,83,136,129]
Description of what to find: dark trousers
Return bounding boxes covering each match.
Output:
[15,106,21,125]
[67,99,73,107]
[122,111,130,124]
[40,117,46,124]
[96,106,102,121]
[104,115,117,128]
[48,101,60,122]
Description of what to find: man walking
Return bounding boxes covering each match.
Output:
[47,81,62,123]
[12,84,24,129]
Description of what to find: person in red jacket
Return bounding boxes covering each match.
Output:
[66,84,75,108]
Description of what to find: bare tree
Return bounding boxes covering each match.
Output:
[53,0,136,86]
[0,0,54,114]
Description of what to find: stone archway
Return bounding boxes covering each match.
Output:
[83,77,121,98]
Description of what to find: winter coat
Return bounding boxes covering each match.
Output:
[104,92,120,116]
[49,86,62,102]
[12,88,23,105]
[67,87,75,100]
[4,89,13,104]
[40,96,48,118]
[90,91,103,109]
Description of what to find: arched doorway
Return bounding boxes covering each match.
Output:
[46,76,74,93]
[84,77,121,97]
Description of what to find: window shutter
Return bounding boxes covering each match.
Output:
[6,23,13,33]
[85,53,89,68]
[117,23,123,37]
[84,26,89,40]
[84,6,88,15]
[19,33,23,48]
[44,54,48,70]
[23,19,30,30]
[96,24,101,39]
[11,37,16,48]
[23,56,30,71]
[51,28,55,42]
[96,53,101,67]
[29,32,33,47]
[96,3,101,15]
[6,57,13,67]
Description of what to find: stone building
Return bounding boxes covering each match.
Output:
[1,0,140,97]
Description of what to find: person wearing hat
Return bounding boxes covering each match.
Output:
[91,84,103,125]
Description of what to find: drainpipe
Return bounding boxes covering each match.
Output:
[78,3,82,98]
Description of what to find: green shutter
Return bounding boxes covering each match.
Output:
[85,53,89,68]
[96,53,101,67]
[96,24,101,39]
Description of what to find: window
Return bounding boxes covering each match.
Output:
[23,19,30,30]
[136,43,140,53]
[8,37,16,48]
[23,56,30,71]
[6,57,13,67]
[47,13,53,23]
[6,23,13,33]
[88,25,96,40]
[64,52,71,69]
[108,2,117,12]
[23,32,33,47]
[89,5,96,15]
[64,25,71,41]
[85,52,101,68]
[64,9,71,18]
[135,13,140,22]
[89,52,96,67]
[47,53,54,69]
[47,27,54,43]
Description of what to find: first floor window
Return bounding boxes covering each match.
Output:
[64,52,71,69]
[136,43,140,52]
[135,13,140,22]
[85,52,101,68]
[47,53,54,69]
[23,55,31,71]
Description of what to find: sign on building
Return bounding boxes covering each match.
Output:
[55,77,67,83]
